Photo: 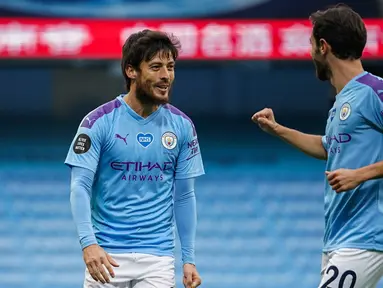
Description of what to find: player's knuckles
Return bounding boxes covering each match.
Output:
[86,256,101,264]
[85,259,100,266]
[334,185,341,191]
[99,255,107,262]
[184,274,192,282]
[183,279,192,287]
[85,259,96,266]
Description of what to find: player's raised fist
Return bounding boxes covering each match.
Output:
[251,108,279,135]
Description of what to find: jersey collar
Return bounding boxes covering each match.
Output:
[117,95,163,125]
[336,71,368,100]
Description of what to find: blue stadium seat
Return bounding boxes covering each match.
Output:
[1,151,383,288]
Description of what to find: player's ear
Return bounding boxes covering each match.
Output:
[319,38,330,56]
[125,65,137,80]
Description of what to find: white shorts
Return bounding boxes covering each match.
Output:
[84,253,175,288]
[318,248,383,288]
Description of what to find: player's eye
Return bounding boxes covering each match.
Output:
[151,65,161,71]
[167,65,175,71]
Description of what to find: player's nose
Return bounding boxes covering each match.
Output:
[158,66,170,80]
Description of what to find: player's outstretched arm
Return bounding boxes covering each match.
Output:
[252,108,327,160]
[70,167,119,284]
[174,178,202,288]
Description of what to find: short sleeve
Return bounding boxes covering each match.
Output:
[321,135,328,151]
[175,121,205,180]
[361,88,383,131]
[64,118,105,174]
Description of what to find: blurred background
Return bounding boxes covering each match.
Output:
[1,0,383,287]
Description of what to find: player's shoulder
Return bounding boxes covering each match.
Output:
[162,104,194,125]
[162,104,197,137]
[354,72,383,101]
[80,97,123,130]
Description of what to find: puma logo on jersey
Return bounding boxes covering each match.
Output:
[116,133,129,145]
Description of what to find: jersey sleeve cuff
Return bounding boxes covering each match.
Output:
[64,161,97,174]
[321,135,328,151]
[182,257,195,266]
[175,171,205,180]
[80,235,98,250]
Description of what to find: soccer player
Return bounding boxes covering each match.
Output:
[252,4,383,288]
[65,30,204,288]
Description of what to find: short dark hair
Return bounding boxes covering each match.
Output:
[121,29,181,91]
[310,3,367,60]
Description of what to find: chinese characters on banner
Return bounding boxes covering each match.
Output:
[0,18,380,59]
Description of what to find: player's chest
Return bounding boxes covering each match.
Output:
[325,100,362,137]
[105,124,181,164]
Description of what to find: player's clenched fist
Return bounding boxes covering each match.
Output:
[325,169,362,193]
[251,108,279,135]
[183,264,202,288]
[83,244,119,284]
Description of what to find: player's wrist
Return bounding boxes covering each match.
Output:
[356,165,377,183]
[182,256,195,266]
[80,236,98,250]
[273,123,285,136]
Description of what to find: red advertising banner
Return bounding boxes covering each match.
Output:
[0,18,380,60]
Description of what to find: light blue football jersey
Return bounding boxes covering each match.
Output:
[65,95,205,256]
[321,71,383,252]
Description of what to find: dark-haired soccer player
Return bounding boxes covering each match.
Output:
[253,4,383,288]
[65,30,204,288]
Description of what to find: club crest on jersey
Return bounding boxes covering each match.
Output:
[340,103,351,121]
[137,133,154,148]
[161,132,177,150]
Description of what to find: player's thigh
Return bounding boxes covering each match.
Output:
[132,254,175,288]
[84,269,127,288]
[318,248,383,288]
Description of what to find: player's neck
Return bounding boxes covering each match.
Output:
[124,91,159,118]
[329,59,364,94]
